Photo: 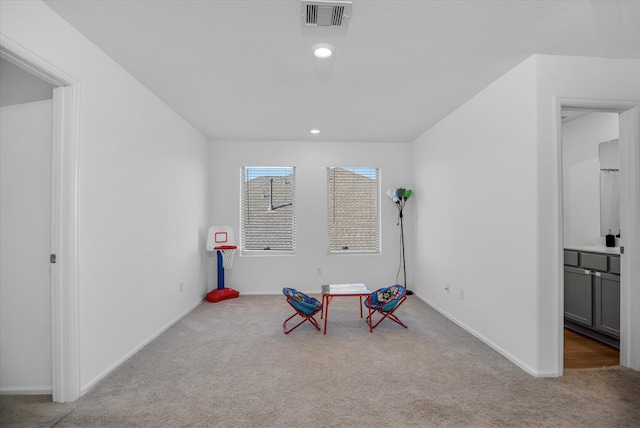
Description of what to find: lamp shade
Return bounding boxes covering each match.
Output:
[387,187,412,202]
[386,188,396,200]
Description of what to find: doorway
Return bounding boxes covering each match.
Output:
[0,58,54,393]
[561,110,621,368]
[0,37,80,402]
[558,101,640,374]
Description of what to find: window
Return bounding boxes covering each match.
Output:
[327,167,380,253]
[241,167,295,253]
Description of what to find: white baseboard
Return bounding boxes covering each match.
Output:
[239,290,290,296]
[413,292,547,377]
[0,386,52,395]
[80,298,203,395]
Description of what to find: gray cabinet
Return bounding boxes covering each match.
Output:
[564,250,620,348]
[564,267,593,326]
[595,272,620,337]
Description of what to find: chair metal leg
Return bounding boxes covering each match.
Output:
[283,312,321,334]
[366,308,408,330]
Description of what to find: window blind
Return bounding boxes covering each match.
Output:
[241,167,296,253]
[327,167,380,253]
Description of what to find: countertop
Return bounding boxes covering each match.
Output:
[564,244,620,255]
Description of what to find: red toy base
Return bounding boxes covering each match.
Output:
[206,288,240,303]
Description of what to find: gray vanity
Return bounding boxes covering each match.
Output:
[564,246,620,348]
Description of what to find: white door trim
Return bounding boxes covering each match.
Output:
[556,98,640,373]
[618,106,640,370]
[1,34,81,402]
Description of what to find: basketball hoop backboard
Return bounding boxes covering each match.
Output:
[206,226,235,251]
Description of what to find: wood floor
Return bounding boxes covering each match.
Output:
[564,328,619,369]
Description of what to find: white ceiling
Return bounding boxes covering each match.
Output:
[43,0,640,143]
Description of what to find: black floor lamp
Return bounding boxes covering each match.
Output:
[387,187,413,295]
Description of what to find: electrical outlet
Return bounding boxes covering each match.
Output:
[445,283,450,293]
[180,282,183,293]
[458,287,464,300]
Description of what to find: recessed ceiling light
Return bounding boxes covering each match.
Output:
[314,47,332,58]
[312,43,333,59]
[310,129,320,134]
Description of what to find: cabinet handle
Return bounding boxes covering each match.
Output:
[585,270,591,275]
[594,271,602,277]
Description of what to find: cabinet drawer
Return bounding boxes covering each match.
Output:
[580,252,608,272]
[564,250,579,267]
[610,256,620,274]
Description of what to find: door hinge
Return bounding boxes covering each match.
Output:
[620,246,625,254]
[50,254,56,263]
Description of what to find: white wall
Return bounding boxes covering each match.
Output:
[411,56,540,373]
[535,55,640,374]
[0,100,53,393]
[209,141,413,295]
[562,112,619,247]
[412,54,640,376]
[1,0,211,394]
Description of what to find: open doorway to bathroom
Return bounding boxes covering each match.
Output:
[561,110,620,368]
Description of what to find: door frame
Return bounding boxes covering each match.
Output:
[1,34,80,402]
[556,98,640,373]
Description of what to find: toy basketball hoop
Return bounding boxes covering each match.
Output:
[205,226,240,303]
[215,245,237,269]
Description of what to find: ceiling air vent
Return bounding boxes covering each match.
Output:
[302,1,352,27]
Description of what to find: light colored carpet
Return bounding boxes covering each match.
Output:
[2,295,639,427]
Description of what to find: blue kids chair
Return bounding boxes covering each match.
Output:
[363,285,408,331]
[282,287,323,334]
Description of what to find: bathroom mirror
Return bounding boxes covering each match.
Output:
[599,139,619,237]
